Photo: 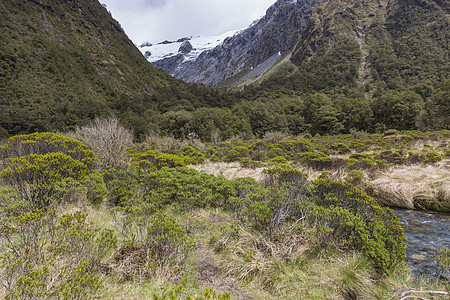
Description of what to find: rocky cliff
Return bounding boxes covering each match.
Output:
[152,0,449,91]
[153,0,322,87]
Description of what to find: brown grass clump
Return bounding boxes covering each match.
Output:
[369,162,450,211]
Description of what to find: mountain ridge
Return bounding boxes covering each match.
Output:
[149,0,449,93]
[0,0,219,138]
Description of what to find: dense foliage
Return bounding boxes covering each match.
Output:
[0,0,448,141]
[0,130,417,298]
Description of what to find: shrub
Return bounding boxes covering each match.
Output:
[0,132,95,168]
[229,168,310,238]
[311,178,406,273]
[182,145,206,165]
[103,167,140,207]
[133,150,186,175]
[67,117,133,171]
[435,246,449,279]
[224,146,250,162]
[329,143,351,154]
[375,150,405,164]
[345,153,388,171]
[142,167,241,210]
[113,208,193,279]
[344,170,365,186]
[0,153,89,208]
[0,210,116,300]
[83,172,109,206]
[262,167,307,187]
[299,152,332,170]
[270,156,288,165]
[423,150,444,163]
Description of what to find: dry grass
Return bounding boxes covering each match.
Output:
[189,161,348,184]
[369,162,450,210]
[190,162,267,182]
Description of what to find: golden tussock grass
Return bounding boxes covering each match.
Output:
[369,161,450,210]
[190,162,267,182]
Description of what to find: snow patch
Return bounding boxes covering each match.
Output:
[138,29,242,63]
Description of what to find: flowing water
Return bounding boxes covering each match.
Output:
[393,209,450,276]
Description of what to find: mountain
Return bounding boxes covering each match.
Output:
[150,0,449,93]
[151,0,320,87]
[0,0,220,139]
[139,30,240,65]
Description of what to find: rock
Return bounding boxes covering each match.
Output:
[411,254,427,261]
[151,0,320,86]
[152,53,185,75]
[178,41,193,54]
[139,42,152,48]
[144,51,151,59]
[176,37,192,43]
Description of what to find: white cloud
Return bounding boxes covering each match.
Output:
[100,0,276,43]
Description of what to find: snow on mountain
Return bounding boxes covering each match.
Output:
[138,29,242,63]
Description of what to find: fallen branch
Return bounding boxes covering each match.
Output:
[399,289,449,300]
[400,296,430,300]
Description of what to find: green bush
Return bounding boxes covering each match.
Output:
[0,209,116,300]
[229,168,310,237]
[345,153,388,171]
[299,152,332,170]
[329,142,351,154]
[113,208,193,279]
[224,146,250,162]
[422,150,444,163]
[0,153,89,208]
[375,150,405,164]
[311,179,406,273]
[133,150,186,175]
[83,172,109,206]
[270,156,289,165]
[142,167,242,210]
[103,167,140,207]
[344,170,365,186]
[0,132,95,168]
[182,145,206,165]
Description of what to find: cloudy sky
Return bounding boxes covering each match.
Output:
[100,0,276,44]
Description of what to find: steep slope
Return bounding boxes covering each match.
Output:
[153,0,320,87]
[153,0,448,93]
[282,0,450,94]
[0,0,217,138]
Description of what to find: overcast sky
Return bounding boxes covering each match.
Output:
[100,0,276,44]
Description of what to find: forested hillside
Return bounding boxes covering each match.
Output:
[0,0,230,139]
[0,0,448,143]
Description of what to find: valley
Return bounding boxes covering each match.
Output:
[0,0,449,299]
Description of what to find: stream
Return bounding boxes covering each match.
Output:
[393,209,450,277]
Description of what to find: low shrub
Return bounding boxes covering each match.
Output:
[113,208,194,279]
[0,153,89,208]
[0,132,95,168]
[142,167,243,210]
[310,178,406,273]
[133,150,186,175]
[182,145,206,164]
[103,167,140,207]
[0,209,116,300]
[298,152,332,170]
[345,153,388,171]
